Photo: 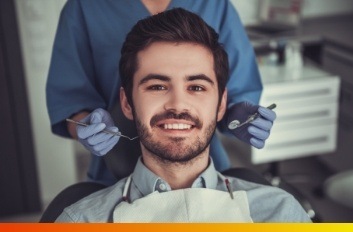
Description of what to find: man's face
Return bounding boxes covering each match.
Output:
[121,42,226,163]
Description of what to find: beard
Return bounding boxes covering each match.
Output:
[134,111,217,164]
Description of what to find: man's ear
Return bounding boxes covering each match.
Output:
[120,87,134,120]
[217,88,227,122]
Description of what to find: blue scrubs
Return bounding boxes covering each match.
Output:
[46,0,262,185]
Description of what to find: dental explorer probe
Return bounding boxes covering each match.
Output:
[228,103,276,130]
[66,118,139,141]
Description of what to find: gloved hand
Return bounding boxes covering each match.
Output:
[227,102,276,149]
[76,108,120,156]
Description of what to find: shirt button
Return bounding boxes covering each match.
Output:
[159,183,166,191]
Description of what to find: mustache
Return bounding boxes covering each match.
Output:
[150,111,202,128]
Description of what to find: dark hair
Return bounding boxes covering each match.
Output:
[119,8,229,106]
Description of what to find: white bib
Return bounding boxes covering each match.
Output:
[113,175,253,223]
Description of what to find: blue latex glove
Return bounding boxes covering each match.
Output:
[76,108,120,156]
[227,102,276,149]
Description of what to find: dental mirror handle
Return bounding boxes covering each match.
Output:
[228,103,276,130]
[66,118,138,140]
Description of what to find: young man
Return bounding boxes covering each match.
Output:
[55,8,310,222]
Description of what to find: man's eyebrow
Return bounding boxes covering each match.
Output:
[138,74,171,86]
[187,74,214,85]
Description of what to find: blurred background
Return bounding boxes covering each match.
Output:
[0,0,353,222]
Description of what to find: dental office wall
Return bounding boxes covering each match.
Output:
[230,0,353,24]
[301,0,353,18]
[11,0,353,212]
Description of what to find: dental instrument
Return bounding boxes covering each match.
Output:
[228,103,277,130]
[66,118,139,141]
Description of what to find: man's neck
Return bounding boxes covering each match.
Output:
[141,148,210,190]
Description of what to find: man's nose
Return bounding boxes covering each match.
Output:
[163,88,191,112]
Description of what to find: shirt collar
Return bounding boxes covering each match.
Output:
[131,157,219,197]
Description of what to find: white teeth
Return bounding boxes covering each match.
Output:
[162,124,192,130]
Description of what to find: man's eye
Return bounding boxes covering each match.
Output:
[188,86,205,91]
[147,85,166,91]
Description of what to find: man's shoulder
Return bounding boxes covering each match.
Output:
[71,180,126,209]
[226,176,311,222]
[55,178,127,222]
[225,175,286,196]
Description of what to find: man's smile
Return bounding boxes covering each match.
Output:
[150,111,202,135]
[155,120,196,133]
[162,124,192,130]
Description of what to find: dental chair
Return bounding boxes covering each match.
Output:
[323,170,353,209]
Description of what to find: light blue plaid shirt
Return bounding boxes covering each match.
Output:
[56,158,311,222]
